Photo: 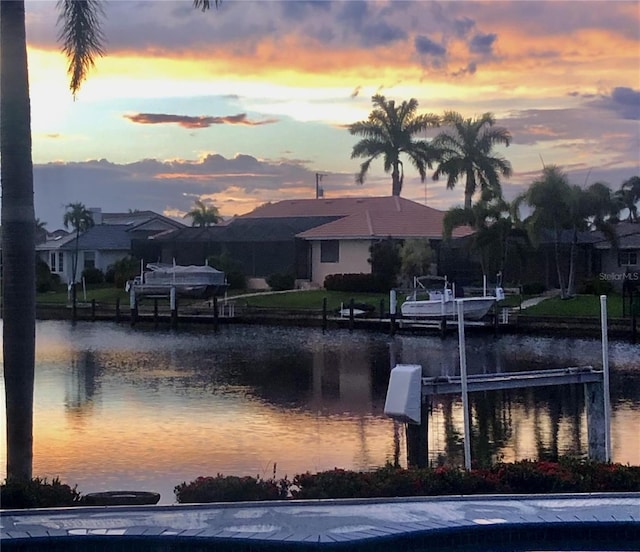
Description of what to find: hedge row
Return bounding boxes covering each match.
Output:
[3,459,639,509]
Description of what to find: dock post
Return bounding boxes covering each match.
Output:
[406,395,429,469]
[170,287,178,329]
[72,282,77,322]
[213,295,219,331]
[129,288,137,326]
[91,299,96,321]
[349,298,355,331]
[322,297,327,331]
[585,380,607,461]
[379,299,384,321]
[115,297,120,322]
[600,295,612,461]
[457,300,472,470]
[389,290,397,335]
[153,298,159,327]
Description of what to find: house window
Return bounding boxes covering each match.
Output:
[58,252,64,272]
[50,252,56,272]
[320,240,339,263]
[618,251,638,266]
[84,251,96,269]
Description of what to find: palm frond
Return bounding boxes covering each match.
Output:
[57,0,106,96]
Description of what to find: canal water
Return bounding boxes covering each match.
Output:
[1,320,638,504]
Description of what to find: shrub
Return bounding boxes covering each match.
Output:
[207,253,246,290]
[579,277,614,296]
[107,256,141,288]
[81,266,104,284]
[36,258,57,292]
[522,282,546,295]
[1,477,81,509]
[266,272,295,291]
[324,273,379,292]
[175,474,290,503]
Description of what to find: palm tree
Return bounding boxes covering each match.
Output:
[35,218,48,244]
[63,202,95,285]
[616,176,640,222]
[432,111,512,209]
[1,0,218,482]
[185,199,221,227]
[443,199,516,280]
[349,95,440,196]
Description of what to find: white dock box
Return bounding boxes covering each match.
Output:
[383,364,422,424]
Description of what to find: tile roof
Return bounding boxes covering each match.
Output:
[58,225,134,251]
[242,196,470,240]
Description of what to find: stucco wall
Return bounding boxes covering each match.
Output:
[310,239,372,287]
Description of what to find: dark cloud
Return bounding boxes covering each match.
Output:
[361,21,407,47]
[281,0,332,20]
[576,87,640,120]
[32,154,353,226]
[124,113,279,128]
[453,17,475,37]
[607,87,640,120]
[469,32,497,55]
[451,62,477,78]
[339,1,368,28]
[414,35,446,56]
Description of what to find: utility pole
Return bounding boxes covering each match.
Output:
[315,173,326,199]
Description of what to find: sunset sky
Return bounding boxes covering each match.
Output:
[21,0,640,228]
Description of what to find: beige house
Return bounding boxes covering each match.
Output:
[242,196,470,287]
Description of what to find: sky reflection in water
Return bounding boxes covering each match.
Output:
[1,321,638,504]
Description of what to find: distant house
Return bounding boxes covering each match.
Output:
[36,209,185,284]
[142,196,469,288]
[593,222,640,290]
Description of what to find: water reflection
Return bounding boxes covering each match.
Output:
[0,321,638,504]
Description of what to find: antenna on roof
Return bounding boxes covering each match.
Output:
[315,173,326,199]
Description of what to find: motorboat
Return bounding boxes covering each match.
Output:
[126,263,228,298]
[400,276,504,321]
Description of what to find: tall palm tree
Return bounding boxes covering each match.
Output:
[432,111,512,209]
[519,166,573,298]
[349,95,440,196]
[1,0,218,482]
[185,199,222,227]
[63,202,95,284]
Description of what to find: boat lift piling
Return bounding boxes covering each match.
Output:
[384,296,614,467]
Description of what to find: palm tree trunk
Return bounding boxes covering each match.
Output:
[391,162,401,196]
[464,170,475,209]
[1,0,36,481]
[554,228,567,299]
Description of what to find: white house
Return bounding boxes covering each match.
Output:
[36,209,185,284]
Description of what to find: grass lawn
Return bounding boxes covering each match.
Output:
[520,294,624,318]
[234,289,389,312]
[38,284,129,305]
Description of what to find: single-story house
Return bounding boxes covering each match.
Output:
[36,209,185,284]
[140,196,470,288]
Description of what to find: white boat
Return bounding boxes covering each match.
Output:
[126,263,227,298]
[400,277,504,321]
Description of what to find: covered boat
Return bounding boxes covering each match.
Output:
[127,263,227,298]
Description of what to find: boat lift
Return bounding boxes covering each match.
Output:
[384,296,613,468]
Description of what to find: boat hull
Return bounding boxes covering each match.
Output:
[401,297,496,321]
